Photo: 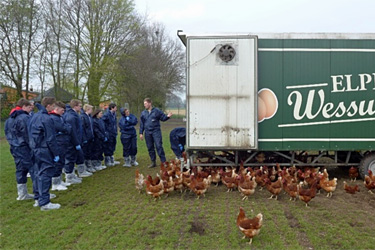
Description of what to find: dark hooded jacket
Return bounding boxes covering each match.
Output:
[93,117,107,141]
[118,108,138,138]
[12,110,31,147]
[49,111,72,146]
[80,109,94,142]
[5,107,29,147]
[28,103,59,158]
[102,109,118,138]
[63,104,83,146]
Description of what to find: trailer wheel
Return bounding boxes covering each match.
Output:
[359,153,375,179]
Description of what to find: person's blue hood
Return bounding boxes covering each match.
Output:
[120,107,127,117]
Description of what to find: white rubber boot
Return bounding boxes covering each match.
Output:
[105,156,113,167]
[112,156,120,165]
[123,157,131,167]
[16,184,34,200]
[77,164,92,177]
[40,202,61,211]
[130,155,139,166]
[99,160,107,169]
[60,175,71,187]
[66,173,82,184]
[51,177,68,191]
[85,160,96,173]
[72,169,82,181]
[93,160,104,170]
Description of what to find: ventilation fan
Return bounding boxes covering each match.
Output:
[218,44,236,62]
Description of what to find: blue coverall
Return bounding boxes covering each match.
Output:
[92,117,107,162]
[63,105,84,174]
[80,110,94,161]
[169,127,186,158]
[102,109,118,157]
[5,108,34,184]
[28,104,59,207]
[49,111,72,178]
[140,107,170,163]
[118,111,138,158]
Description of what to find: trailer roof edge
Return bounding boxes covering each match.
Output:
[177,31,375,46]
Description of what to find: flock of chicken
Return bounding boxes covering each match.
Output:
[134,158,375,245]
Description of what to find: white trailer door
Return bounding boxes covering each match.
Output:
[187,35,258,149]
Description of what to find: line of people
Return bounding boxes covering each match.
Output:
[4,96,184,211]
[4,97,125,211]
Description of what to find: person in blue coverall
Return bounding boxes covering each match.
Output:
[80,104,95,173]
[28,97,61,211]
[119,108,138,167]
[139,98,172,168]
[169,127,186,159]
[63,99,90,183]
[4,98,35,201]
[49,101,72,191]
[102,103,119,166]
[91,109,107,170]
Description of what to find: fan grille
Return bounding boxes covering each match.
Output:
[218,44,236,62]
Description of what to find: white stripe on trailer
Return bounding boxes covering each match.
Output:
[278,117,375,128]
[259,138,375,142]
[286,83,329,89]
[259,48,375,52]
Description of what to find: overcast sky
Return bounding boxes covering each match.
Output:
[135,0,375,37]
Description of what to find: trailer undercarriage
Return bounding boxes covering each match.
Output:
[187,150,375,179]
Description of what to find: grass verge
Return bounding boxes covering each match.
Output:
[1,119,375,249]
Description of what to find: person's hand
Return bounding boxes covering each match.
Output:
[75,145,81,150]
[167,112,173,118]
[104,137,108,142]
[126,116,130,121]
[140,134,143,140]
[54,156,60,162]
[178,144,184,151]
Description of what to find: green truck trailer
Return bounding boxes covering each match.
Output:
[178,31,375,178]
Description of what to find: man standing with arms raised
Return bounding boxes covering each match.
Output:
[139,98,172,168]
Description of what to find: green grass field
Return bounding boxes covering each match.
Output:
[1,119,375,250]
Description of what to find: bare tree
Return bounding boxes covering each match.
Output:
[62,0,85,99]
[40,0,68,99]
[1,0,184,109]
[34,29,48,99]
[0,0,42,98]
[77,0,138,106]
[115,22,185,114]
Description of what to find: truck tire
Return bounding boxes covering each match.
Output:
[359,153,375,179]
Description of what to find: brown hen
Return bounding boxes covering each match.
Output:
[236,207,263,245]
